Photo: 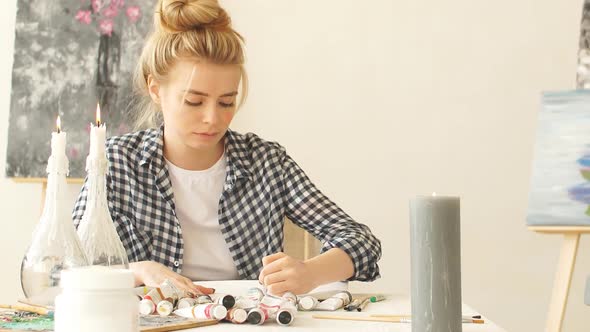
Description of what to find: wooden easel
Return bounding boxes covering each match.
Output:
[528,226,590,332]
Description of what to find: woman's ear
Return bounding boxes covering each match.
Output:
[147,75,161,104]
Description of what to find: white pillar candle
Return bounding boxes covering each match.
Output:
[90,103,106,158]
[49,116,68,174]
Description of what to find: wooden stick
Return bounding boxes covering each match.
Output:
[312,314,409,323]
[140,319,217,331]
[313,314,484,324]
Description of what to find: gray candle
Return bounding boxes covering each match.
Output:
[410,194,462,332]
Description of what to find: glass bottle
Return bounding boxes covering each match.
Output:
[76,119,129,268]
[20,127,89,306]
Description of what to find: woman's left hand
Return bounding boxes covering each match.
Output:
[258,252,318,296]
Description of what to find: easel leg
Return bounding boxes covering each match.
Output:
[545,233,580,332]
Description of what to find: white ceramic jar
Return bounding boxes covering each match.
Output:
[55,266,138,332]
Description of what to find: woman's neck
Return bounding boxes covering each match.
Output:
[162,132,225,171]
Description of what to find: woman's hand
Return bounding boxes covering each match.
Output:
[130,261,215,296]
[258,252,319,296]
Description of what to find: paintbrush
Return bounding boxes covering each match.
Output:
[0,303,54,317]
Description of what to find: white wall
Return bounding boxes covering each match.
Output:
[0,0,587,330]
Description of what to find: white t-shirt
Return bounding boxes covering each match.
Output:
[165,153,239,281]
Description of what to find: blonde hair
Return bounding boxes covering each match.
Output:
[132,0,248,130]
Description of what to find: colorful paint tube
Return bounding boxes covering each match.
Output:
[174,304,227,321]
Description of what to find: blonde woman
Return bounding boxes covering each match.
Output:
[73,0,381,296]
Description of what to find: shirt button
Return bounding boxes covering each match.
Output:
[174,261,180,267]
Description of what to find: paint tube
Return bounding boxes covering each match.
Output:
[246,288,265,302]
[282,292,298,306]
[177,297,198,309]
[234,287,264,310]
[234,296,257,310]
[139,299,156,315]
[225,307,248,324]
[298,295,319,311]
[211,294,236,309]
[258,294,284,319]
[315,291,352,311]
[276,302,297,326]
[195,294,213,304]
[156,300,174,317]
[246,307,267,325]
[174,303,227,320]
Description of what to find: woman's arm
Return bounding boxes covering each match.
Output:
[259,149,382,294]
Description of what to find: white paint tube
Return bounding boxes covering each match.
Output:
[195,295,213,304]
[258,294,285,319]
[139,299,156,315]
[211,294,236,309]
[225,307,248,324]
[246,288,265,302]
[156,300,173,317]
[298,296,319,311]
[315,291,353,311]
[246,307,267,325]
[177,297,198,309]
[174,304,227,320]
[276,302,297,326]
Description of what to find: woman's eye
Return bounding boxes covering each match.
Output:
[184,100,203,107]
[219,101,235,108]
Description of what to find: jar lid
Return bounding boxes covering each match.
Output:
[61,266,134,290]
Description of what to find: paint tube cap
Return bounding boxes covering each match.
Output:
[212,305,228,320]
[139,299,156,315]
[157,300,174,316]
[220,295,236,309]
[229,308,248,324]
[299,296,316,310]
[61,266,134,290]
[277,310,293,325]
[247,310,262,325]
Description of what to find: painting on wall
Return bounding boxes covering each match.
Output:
[5,0,155,178]
[527,91,590,226]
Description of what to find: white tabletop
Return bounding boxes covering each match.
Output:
[171,280,506,332]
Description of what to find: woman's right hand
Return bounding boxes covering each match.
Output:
[129,261,215,296]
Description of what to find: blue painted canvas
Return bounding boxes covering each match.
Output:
[527,90,590,226]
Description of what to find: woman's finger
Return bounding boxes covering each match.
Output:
[266,280,290,297]
[262,270,287,287]
[262,252,286,266]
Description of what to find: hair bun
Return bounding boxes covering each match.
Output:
[157,0,231,33]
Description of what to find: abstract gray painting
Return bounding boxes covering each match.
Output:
[6,0,155,178]
[527,91,590,226]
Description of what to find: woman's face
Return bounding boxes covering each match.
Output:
[149,59,242,151]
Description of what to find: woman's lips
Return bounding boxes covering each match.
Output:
[193,132,218,138]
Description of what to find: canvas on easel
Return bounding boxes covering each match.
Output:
[527,90,590,332]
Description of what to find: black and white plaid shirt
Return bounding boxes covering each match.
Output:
[72,126,381,281]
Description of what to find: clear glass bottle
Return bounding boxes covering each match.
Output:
[76,152,129,268]
[21,133,89,306]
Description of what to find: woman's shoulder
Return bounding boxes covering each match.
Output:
[105,127,160,163]
[227,130,287,159]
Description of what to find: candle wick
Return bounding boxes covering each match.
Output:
[57,127,61,134]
